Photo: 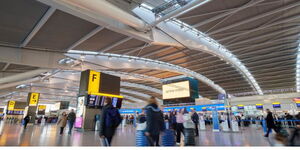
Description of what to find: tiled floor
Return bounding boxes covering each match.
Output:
[0,121,278,146]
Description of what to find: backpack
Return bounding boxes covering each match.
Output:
[105,107,121,128]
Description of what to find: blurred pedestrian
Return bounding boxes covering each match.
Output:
[57,112,68,135]
[144,96,165,146]
[67,109,76,135]
[99,97,122,146]
[191,109,199,136]
[264,109,279,137]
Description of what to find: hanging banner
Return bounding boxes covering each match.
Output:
[88,70,100,94]
[28,93,40,106]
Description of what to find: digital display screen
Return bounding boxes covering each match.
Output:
[238,106,244,110]
[273,104,281,108]
[162,81,190,99]
[296,103,300,107]
[256,105,263,109]
[86,95,122,109]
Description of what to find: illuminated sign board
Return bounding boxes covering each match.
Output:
[162,81,190,99]
[88,70,100,94]
[237,105,244,110]
[296,102,300,108]
[8,101,15,110]
[272,102,281,108]
[256,104,263,109]
[28,93,40,106]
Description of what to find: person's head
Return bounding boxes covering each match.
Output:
[266,109,271,113]
[105,97,112,105]
[147,96,157,105]
[71,109,74,112]
[62,112,66,116]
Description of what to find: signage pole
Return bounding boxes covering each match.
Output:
[224,93,232,131]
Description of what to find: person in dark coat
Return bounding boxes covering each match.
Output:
[191,109,199,136]
[99,97,121,146]
[265,109,279,137]
[144,96,165,146]
[23,115,30,129]
[67,109,76,134]
[137,109,146,124]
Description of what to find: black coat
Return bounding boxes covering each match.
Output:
[67,112,76,123]
[265,112,276,128]
[145,103,165,136]
[99,104,121,138]
[191,112,199,124]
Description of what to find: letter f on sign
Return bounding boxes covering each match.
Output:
[92,74,97,82]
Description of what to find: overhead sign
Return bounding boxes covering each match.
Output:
[272,102,281,108]
[38,105,46,110]
[162,81,190,99]
[29,93,40,106]
[237,105,244,110]
[88,70,100,94]
[8,101,15,110]
[256,104,263,109]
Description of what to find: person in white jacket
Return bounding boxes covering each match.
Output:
[182,108,195,146]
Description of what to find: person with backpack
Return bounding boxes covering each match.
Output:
[67,109,76,135]
[99,97,122,146]
[144,96,165,146]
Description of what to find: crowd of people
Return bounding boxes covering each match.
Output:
[1,96,300,147]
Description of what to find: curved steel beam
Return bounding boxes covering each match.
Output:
[65,51,226,94]
[133,7,263,95]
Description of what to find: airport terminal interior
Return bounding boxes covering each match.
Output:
[0,0,300,147]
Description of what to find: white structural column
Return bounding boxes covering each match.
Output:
[65,51,226,94]
[20,7,56,47]
[296,42,300,92]
[133,7,263,95]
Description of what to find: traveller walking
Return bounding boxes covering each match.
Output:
[264,109,279,137]
[288,112,300,146]
[144,96,165,146]
[170,110,177,130]
[67,109,76,135]
[183,108,196,146]
[23,115,30,129]
[176,108,185,145]
[99,97,122,146]
[191,109,199,136]
[57,112,68,135]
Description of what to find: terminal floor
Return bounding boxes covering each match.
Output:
[0,122,279,146]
